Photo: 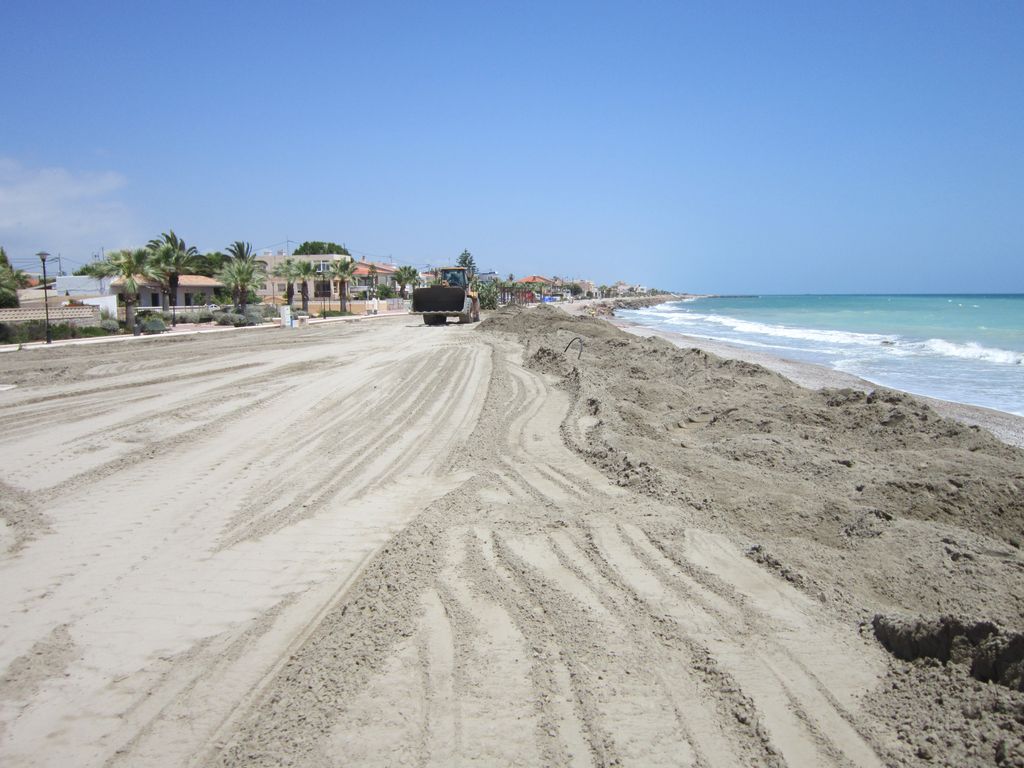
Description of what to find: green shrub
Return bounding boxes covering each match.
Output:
[478,281,498,310]
[216,313,246,326]
[0,320,121,343]
[0,322,20,343]
[243,309,264,326]
[141,317,166,334]
[376,284,396,299]
[99,318,121,332]
[137,309,172,322]
[179,309,215,323]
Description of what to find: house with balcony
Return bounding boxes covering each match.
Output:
[351,259,399,298]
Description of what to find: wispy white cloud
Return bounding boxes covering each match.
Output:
[0,157,141,261]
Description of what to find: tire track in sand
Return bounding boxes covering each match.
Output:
[195,331,893,767]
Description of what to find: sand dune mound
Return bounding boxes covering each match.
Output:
[479,306,1024,766]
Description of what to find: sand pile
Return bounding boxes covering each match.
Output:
[481,304,1024,764]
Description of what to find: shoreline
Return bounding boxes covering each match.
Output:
[561,297,1024,448]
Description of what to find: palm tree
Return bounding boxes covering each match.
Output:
[393,265,419,300]
[148,230,197,256]
[150,243,199,320]
[368,264,378,299]
[295,260,317,312]
[327,258,358,313]
[95,248,154,333]
[0,267,19,308]
[217,258,266,313]
[147,231,199,318]
[272,258,300,307]
[0,263,32,306]
[225,241,254,261]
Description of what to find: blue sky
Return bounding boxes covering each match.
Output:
[2,1,1022,293]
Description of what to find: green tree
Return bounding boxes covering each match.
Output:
[217,258,266,313]
[94,248,155,333]
[151,242,199,319]
[272,258,300,307]
[74,262,101,276]
[456,249,477,279]
[0,260,20,308]
[293,241,350,256]
[194,251,227,277]
[148,231,199,315]
[376,284,396,299]
[295,260,317,312]
[148,231,198,260]
[393,265,420,299]
[225,241,254,261]
[326,258,358,313]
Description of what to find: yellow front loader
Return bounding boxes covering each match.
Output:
[411,267,481,325]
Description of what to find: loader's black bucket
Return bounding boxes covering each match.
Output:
[412,287,466,313]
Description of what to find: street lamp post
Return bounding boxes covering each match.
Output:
[36,252,52,344]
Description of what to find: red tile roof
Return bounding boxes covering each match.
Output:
[111,274,223,288]
[353,261,398,277]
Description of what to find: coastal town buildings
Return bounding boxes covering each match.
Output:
[476,270,500,284]
[255,253,404,304]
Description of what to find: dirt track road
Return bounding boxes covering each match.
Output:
[1,317,893,766]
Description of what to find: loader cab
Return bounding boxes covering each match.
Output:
[439,268,468,288]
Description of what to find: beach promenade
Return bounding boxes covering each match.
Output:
[1,307,1022,766]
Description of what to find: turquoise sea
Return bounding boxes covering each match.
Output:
[618,295,1024,416]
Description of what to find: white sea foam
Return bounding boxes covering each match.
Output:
[633,309,896,347]
[626,308,1024,366]
[915,339,1023,365]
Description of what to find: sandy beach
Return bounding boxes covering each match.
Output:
[2,307,1023,767]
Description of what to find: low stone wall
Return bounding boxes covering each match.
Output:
[0,306,102,327]
[347,298,408,314]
